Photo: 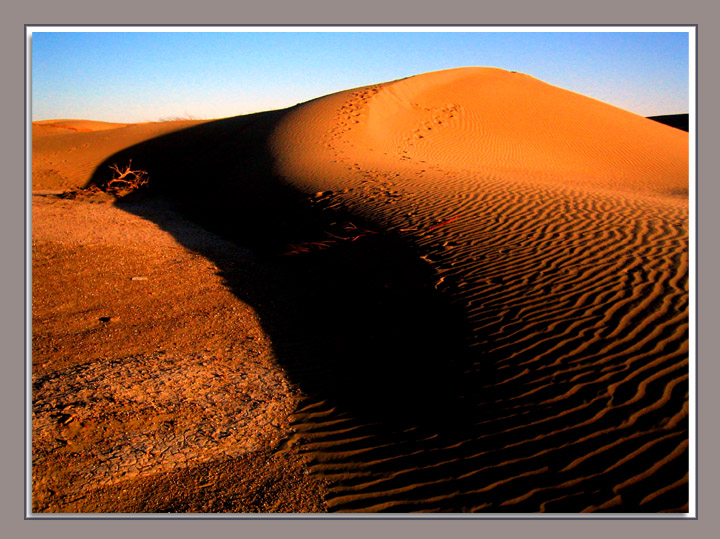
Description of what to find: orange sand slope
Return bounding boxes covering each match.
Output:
[266,67,689,512]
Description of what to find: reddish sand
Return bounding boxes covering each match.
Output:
[32,67,689,513]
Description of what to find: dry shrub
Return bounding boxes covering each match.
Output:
[104,160,149,194]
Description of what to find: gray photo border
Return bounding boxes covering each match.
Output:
[3,1,717,538]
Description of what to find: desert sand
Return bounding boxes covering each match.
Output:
[32,67,689,513]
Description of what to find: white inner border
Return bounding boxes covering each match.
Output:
[25,24,698,520]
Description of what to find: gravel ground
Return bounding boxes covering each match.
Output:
[31,192,328,513]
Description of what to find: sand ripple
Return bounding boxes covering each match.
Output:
[268,67,689,513]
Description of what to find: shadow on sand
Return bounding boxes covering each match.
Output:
[86,110,475,432]
[84,111,689,513]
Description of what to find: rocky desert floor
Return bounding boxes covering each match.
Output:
[32,191,328,512]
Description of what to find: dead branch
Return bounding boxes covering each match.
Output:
[104,160,149,194]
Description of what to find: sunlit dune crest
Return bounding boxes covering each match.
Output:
[272,66,688,197]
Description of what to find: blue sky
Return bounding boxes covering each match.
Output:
[30,29,691,122]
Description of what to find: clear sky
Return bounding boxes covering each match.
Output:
[30,29,691,123]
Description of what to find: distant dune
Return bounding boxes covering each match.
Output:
[647,114,690,132]
[34,118,132,131]
[33,67,689,513]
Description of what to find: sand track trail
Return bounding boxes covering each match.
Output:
[33,67,689,513]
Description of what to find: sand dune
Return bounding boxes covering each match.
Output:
[32,67,689,513]
[261,67,690,512]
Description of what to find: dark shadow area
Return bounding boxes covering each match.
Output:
[86,110,474,431]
